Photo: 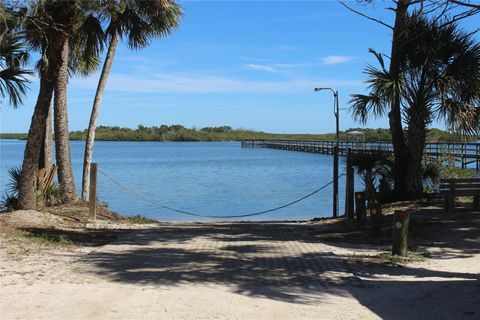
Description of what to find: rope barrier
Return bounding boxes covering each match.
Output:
[98,168,346,219]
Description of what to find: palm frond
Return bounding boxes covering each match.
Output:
[6,165,22,197]
[368,48,386,72]
[0,67,32,107]
[75,13,106,58]
[350,94,386,124]
[422,161,441,187]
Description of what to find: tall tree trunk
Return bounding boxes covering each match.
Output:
[39,103,53,169]
[405,118,427,199]
[17,70,55,209]
[17,0,76,209]
[388,0,410,200]
[405,77,429,199]
[54,38,77,204]
[81,32,120,200]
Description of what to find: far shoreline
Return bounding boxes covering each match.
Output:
[0,125,470,143]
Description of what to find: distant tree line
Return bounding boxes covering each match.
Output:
[1,125,474,143]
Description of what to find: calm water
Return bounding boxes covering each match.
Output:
[0,140,353,221]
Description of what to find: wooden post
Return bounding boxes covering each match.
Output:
[392,210,410,256]
[370,203,383,238]
[448,180,455,213]
[345,148,355,220]
[333,146,339,218]
[355,191,366,225]
[89,163,98,220]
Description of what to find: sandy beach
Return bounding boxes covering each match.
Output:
[1,207,479,320]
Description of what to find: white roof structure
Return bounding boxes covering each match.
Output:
[346,130,364,136]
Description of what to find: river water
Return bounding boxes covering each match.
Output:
[0,140,353,221]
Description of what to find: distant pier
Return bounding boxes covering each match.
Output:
[241,139,480,171]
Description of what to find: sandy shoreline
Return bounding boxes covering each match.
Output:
[1,207,479,319]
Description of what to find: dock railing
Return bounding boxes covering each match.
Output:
[241,139,480,171]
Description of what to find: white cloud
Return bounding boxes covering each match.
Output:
[321,55,355,65]
[272,63,309,68]
[71,72,363,94]
[245,63,278,73]
[245,62,311,73]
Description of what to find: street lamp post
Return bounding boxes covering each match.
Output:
[314,87,339,217]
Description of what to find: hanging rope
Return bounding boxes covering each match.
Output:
[98,168,346,219]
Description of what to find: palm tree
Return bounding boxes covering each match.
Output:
[351,15,480,200]
[35,4,104,173]
[343,0,479,200]
[52,2,105,204]
[81,0,182,200]
[17,0,103,209]
[18,1,76,209]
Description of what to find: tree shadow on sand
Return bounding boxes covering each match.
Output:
[22,209,480,318]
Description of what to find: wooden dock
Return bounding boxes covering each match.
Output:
[241,139,480,171]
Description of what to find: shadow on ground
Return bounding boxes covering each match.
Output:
[25,209,480,319]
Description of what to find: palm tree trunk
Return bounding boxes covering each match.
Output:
[81,32,120,200]
[39,103,53,169]
[405,119,427,199]
[54,38,77,204]
[405,87,429,199]
[17,0,76,209]
[17,70,55,209]
[388,0,410,200]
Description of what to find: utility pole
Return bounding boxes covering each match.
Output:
[314,87,340,217]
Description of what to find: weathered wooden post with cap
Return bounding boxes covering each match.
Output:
[392,210,410,256]
[88,163,98,221]
[355,191,367,225]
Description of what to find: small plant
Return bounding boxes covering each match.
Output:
[26,232,74,247]
[0,193,18,212]
[44,184,61,207]
[422,160,441,193]
[350,153,444,204]
[351,150,392,205]
[98,199,109,208]
[1,165,62,212]
[441,166,476,179]
[1,166,22,212]
[6,166,21,196]
[125,214,156,224]
[378,249,426,265]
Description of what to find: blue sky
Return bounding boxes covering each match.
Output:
[1,1,478,134]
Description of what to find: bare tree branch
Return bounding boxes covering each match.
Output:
[338,1,394,29]
[438,6,480,27]
[447,0,480,9]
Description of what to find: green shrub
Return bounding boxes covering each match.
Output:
[1,166,61,212]
[0,193,18,212]
[441,166,476,179]
[125,214,156,224]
